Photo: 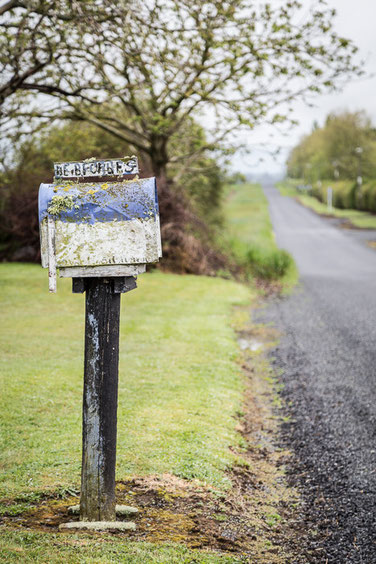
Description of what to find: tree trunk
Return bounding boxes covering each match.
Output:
[149,136,169,182]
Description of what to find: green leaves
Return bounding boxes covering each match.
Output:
[0,0,362,177]
[287,111,376,182]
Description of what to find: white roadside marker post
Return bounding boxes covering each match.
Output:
[327,186,333,213]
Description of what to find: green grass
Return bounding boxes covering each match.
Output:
[222,182,296,285]
[278,179,376,229]
[0,186,288,561]
[223,183,276,255]
[0,264,251,501]
[0,531,242,563]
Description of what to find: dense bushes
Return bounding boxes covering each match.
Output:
[310,180,357,209]
[287,111,376,183]
[0,121,231,275]
[291,178,376,214]
[361,180,376,212]
[155,178,230,275]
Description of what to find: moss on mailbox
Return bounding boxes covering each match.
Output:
[39,177,162,269]
[47,195,78,216]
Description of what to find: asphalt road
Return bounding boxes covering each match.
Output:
[260,185,376,563]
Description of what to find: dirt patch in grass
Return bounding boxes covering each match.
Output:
[0,315,306,562]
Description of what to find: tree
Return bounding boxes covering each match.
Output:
[0,0,127,159]
[287,111,376,182]
[0,2,77,110]
[0,1,124,106]
[0,117,226,263]
[2,0,361,178]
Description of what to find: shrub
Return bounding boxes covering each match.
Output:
[311,180,357,209]
[359,180,376,213]
[285,178,376,215]
[0,121,232,276]
[246,246,293,280]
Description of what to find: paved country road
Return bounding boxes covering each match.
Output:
[260,185,376,563]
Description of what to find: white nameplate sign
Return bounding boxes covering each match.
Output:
[54,157,139,179]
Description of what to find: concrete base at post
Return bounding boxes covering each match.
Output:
[59,520,136,532]
[59,504,139,532]
[68,504,139,516]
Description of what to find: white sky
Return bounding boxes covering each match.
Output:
[233,0,376,176]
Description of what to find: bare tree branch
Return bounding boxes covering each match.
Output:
[0,0,362,177]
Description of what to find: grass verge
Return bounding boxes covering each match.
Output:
[278,179,376,230]
[0,532,239,564]
[221,182,297,287]
[0,263,302,562]
[0,264,250,499]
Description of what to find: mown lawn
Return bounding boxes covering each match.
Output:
[0,178,302,564]
[0,531,241,563]
[1,182,297,561]
[0,264,251,499]
[0,263,252,562]
[223,182,276,257]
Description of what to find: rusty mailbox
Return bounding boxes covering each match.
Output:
[38,157,161,530]
[39,157,161,291]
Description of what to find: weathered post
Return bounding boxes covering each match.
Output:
[38,157,162,531]
[81,277,121,522]
[78,276,137,523]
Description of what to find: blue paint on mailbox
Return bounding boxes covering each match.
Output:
[38,177,158,225]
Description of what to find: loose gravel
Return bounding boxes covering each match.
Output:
[258,186,376,563]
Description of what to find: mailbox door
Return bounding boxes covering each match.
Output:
[39,177,161,269]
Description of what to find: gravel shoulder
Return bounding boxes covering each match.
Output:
[258,186,376,562]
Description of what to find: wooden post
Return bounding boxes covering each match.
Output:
[80,277,121,522]
[58,276,139,531]
[47,217,57,294]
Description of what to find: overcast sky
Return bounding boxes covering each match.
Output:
[233,0,376,176]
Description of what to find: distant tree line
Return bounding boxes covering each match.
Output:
[0,1,361,273]
[287,111,376,183]
[287,111,376,213]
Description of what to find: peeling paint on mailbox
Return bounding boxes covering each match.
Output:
[39,177,162,281]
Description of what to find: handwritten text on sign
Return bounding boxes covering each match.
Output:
[54,157,139,179]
